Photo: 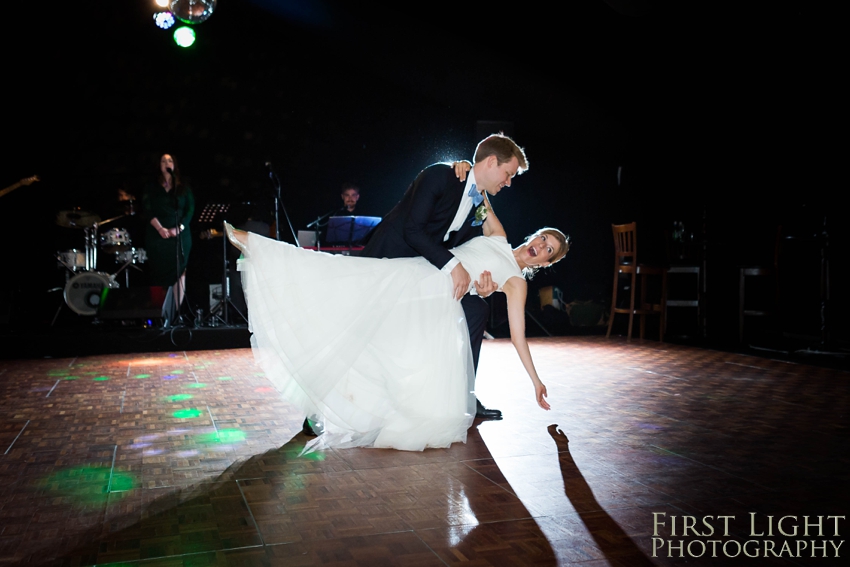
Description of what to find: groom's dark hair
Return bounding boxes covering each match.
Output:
[473,133,529,173]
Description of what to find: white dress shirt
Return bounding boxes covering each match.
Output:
[441,170,478,275]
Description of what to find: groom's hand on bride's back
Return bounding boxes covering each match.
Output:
[450,263,471,300]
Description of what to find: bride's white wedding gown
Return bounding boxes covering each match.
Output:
[237,231,522,451]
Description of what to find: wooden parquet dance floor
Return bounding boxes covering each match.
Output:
[0,337,847,566]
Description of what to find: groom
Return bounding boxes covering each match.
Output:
[361,133,529,420]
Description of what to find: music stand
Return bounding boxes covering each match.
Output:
[198,203,248,327]
[325,216,381,249]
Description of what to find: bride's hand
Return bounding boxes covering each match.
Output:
[473,271,497,298]
[536,382,550,411]
[453,160,472,182]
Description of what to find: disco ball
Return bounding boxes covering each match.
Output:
[170,0,217,24]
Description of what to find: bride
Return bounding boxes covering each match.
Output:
[225,192,568,451]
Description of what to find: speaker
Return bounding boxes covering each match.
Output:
[98,286,167,320]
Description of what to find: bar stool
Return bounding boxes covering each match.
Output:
[664,225,705,339]
[739,225,781,344]
[606,222,667,341]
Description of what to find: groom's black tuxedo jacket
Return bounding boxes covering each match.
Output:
[361,163,482,268]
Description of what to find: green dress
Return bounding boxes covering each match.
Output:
[142,181,194,286]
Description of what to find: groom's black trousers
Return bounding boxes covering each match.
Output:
[461,294,489,375]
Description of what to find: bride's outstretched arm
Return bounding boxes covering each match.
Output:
[503,277,550,410]
[481,193,506,238]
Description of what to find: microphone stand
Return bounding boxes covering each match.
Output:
[165,171,187,330]
[306,209,338,251]
[267,163,299,245]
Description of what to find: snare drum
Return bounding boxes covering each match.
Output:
[100,228,132,253]
[57,249,86,271]
[64,271,118,315]
[115,247,147,264]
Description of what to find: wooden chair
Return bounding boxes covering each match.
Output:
[606,222,667,341]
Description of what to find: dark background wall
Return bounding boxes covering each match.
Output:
[1,1,843,346]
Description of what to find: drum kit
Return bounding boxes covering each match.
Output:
[54,205,146,316]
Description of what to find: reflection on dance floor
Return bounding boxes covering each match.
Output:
[0,337,846,565]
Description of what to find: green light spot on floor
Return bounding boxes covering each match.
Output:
[173,409,203,419]
[300,451,326,461]
[93,376,109,381]
[166,394,193,402]
[216,429,246,443]
[217,376,232,380]
[38,465,138,505]
[170,370,184,374]
[47,371,68,376]
[109,473,136,492]
[63,376,79,380]
[134,374,150,379]
[187,383,207,388]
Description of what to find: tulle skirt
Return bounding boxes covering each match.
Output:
[239,233,476,451]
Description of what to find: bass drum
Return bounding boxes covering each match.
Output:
[64,272,118,315]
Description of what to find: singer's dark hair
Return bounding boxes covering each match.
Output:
[156,153,186,196]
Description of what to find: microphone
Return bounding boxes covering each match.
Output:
[166,167,174,176]
[265,162,276,177]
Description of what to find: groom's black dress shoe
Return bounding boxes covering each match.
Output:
[302,417,318,437]
[476,399,502,420]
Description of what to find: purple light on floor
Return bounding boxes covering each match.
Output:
[163,375,179,380]
[167,429,192,435]
[175,450,199,458]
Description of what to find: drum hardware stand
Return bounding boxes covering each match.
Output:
[84,224,99,272]
[111,251,145,287]
[48,286,64,327]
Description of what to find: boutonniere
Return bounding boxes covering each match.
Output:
[472,204,489,226]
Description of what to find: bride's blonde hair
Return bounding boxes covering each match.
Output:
[521,228,570,279]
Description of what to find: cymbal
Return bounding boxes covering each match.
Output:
[56,209,100,228]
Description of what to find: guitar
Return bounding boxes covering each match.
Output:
[0,175,40,199]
